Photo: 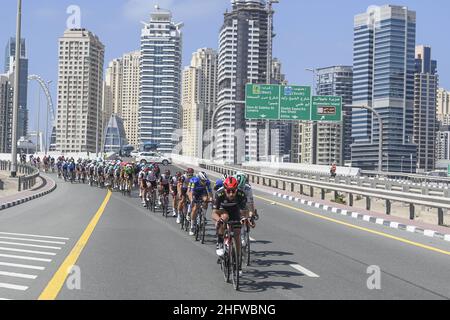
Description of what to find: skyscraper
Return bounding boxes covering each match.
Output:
[0,74,13,153]
[56,29,105,153]
[4,37,28,140]
[216,0,271,164]
[351,5,417,172]
[437,88,450,126]
[182,48,217,158]
[102,51,140,149]
[292,66,352,165]
[414,45,438,172]
[139,7,183,153]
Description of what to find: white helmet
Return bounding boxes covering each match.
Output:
[198,171,208,181]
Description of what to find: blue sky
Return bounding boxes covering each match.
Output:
[0,0,449,134]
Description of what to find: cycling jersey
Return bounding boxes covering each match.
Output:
[159,174,170,186]
[240,184,254,207]
[189,177,212,196]
[213,189,247,221]
[146,171,157,182]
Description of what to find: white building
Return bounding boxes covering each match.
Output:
[182,48,218,158]
[102,51,140,148]
[216,0,271,164]
[139,7,183,153]
[56,29,105,153]
[437,88,450,126]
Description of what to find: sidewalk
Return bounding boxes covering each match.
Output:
[0,174,57,211]
[0,171,25,198]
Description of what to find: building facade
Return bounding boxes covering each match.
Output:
[216,0,270,164]
[0,74,13,153]
[351,5,417,172]
[139,7,183,153]
[56,29,105,153]
[103,114,128,153]
[4,37,28,140]
[413,45,438,172]
[182,48,217,158]
[102,51,141,149]
[293,66,353,166]
[437,88,450,126]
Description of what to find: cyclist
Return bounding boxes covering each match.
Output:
[214,174,228,192]
[68,159,76,182]
[170,172,182,217]
[140,166,150,207]
[212,177,247,259]
[234,172,258,224]
[146,165,158,209]
[187,172,213,236]
[176,168,194,224]
[158,170,171,213]
[330,163,337,178]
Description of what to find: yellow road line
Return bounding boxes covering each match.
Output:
[38,190,112,300]
[256,195,450,257]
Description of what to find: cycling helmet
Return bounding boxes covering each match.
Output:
[176,171,182,178]
[165,170,171,176]
[198,171,208,181]
[186,168,194,176]
[215,179,224,189]
[235,172,247,189]
[223,177,238,190]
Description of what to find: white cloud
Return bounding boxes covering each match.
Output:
[123,0,227,22]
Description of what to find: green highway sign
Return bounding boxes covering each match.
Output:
[245,84,280,120]
[311,96,342,122]
[279,86,311,120]
[245,83,342,122]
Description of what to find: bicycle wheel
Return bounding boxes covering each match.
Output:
[231,237,240,291]
[195,210,200,241]
[242,225,251,267]
[201,214,206,244]
[221,242,230,283]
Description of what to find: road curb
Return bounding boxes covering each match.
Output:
[0,177,57,211]
[272,191,450,243]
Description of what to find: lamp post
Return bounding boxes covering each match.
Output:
[306,68,317,164]
[10,0,22,178]
[346,105,383,173]
[45,80,52,155]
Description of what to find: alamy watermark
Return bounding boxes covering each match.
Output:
[366,265,381,290]
[66,265,81,290]
[66,5,81,29]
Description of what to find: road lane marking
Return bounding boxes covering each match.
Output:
[0,232,69,241]
[0,237,66,245]
[290,264,320,278]
[0,254,51,262]
[0,241,61,250]
[0,283,28,291]
[0,298,12,300]
[0,271,37,279]
[0,247,56,256]
[249,237,256,242]
[39,190,112,300]
[0,262,45,271]
[255,195,450,257]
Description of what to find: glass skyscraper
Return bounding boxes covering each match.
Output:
[4,37,28,140]
[139,7,183,153]
[351,5,417,172]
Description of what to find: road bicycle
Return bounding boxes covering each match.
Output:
[219,220,242,291]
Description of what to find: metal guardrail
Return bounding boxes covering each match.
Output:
[362,170,450,185]
[0,160,40,192]
[242,166,450,194]
[200,163,450,226]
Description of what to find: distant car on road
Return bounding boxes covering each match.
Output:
[130,151,140,158]
[136,152,172,166]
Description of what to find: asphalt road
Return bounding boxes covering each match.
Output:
[0,164,449,300]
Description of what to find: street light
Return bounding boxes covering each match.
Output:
[46,80,52,155]
[10,0,22,178]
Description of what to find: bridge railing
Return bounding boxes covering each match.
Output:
[200,162,450,227]
[0,160,40,192]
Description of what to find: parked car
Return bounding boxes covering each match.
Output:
[136,152,172,166]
